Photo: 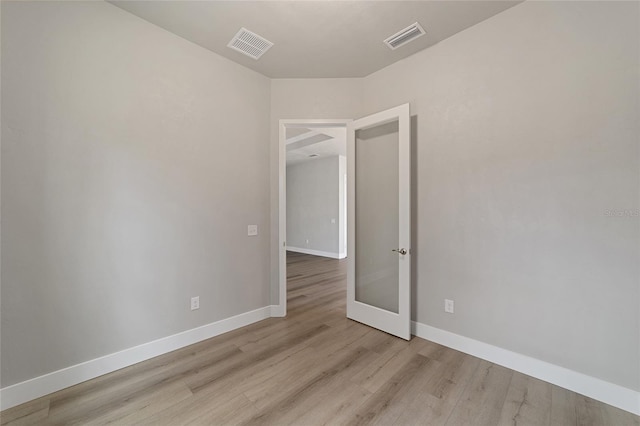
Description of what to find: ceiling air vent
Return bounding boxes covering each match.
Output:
[227,27,273,60]
[384,22,426,50]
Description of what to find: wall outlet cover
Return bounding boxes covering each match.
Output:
[444,299,454,314]
[247,225,258,236]
[191,296,200,310]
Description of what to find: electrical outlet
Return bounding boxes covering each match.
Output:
[247,225,258,236]
[444,299,454,314]
[191,296,200,311]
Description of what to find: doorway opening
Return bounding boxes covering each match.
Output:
[277,104,410,341]
[277,119,351,316]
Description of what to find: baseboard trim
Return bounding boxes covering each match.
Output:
[412,321,640,416]
[0,306,275,411]
[286,246,341,259]
[270,304,285,317]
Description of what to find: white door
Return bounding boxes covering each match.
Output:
[347,104,411,340]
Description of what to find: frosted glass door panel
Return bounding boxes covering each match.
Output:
[355,121,399,313]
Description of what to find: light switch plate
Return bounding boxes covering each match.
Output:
[248,225,258,236]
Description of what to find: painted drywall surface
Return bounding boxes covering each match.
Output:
[286,157,340,255]
[363,1,640,391]
[1,1,271,387]
[270,78,363,302]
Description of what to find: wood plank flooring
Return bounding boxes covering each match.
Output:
[2,251,638,425]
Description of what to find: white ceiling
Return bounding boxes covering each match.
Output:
[109,1,522,78]
[286,127,346,165]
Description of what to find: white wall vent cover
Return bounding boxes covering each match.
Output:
[384,22,426,50]
[227,27,273,60]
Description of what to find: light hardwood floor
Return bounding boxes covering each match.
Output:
[2,252,638,425]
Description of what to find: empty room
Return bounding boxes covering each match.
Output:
[1,1,639,425]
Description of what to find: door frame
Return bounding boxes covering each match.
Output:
[276,119,353,317]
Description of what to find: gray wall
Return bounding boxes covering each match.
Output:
[362,1,639,391]
[1,1,271,387]
[286,156,340,256]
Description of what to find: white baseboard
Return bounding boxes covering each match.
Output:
[0,305,276,411]
[412,321,640,416]
[270,304,285,317]
[287,246,341,259]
